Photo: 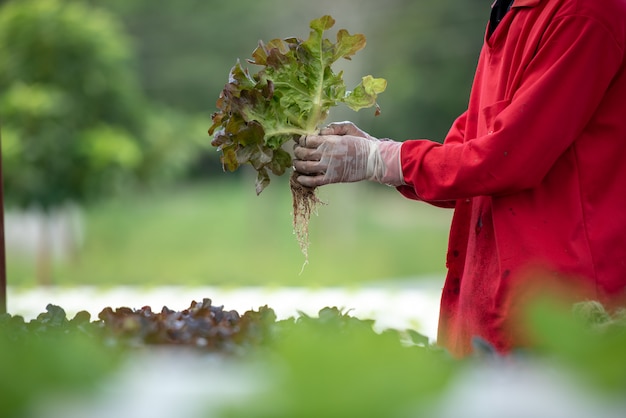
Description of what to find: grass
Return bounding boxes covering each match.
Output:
[6,175,452,288]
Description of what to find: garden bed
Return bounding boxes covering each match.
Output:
[6,282,443,339]
[2,293,626,418]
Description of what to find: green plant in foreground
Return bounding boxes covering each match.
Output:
[221,307,455,418]
[209,15,386,262]
[0,307,123,418]
[526,299,626,394]
[2,299,626,417]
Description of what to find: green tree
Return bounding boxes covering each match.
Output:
[0,0,146,209]
[0,0,146,283]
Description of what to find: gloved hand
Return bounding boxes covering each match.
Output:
[293,121,405,187]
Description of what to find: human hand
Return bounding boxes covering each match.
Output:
[319,121,376,139]
[293,122,404,187]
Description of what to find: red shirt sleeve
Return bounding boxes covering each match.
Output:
[396,111,467,207]
[400,15,623,202]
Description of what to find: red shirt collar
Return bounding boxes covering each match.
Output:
[492,0,541,7]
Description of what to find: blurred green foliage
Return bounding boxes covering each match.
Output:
[0,0,213,211]
[221,307,456,418]
[0,306,123,418]
[1,297,625,417]
[218,301,626,417]
[222,301,626,417]
[0,0,146,209]
[526,300,626,394]
[7,181,452,287]
[364,0,487,140]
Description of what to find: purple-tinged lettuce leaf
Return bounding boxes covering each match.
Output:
[209,15,386,194]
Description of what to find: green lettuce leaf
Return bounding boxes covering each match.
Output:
[209,15,386,194]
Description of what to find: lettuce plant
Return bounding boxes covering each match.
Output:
[209,15,386,262]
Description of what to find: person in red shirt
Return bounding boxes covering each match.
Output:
[293,0,626,357]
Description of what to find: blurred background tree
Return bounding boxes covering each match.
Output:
[0,0,206,284]
[0,0,147,284]
[0,0,144,208]
[0,0,490,287]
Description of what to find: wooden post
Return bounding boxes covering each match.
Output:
[0,119,6,314]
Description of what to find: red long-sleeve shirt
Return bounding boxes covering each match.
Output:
[397,0,626,356]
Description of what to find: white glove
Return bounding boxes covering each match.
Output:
[293,121,404,187]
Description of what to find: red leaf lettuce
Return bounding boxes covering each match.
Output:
[208,15,387,194]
